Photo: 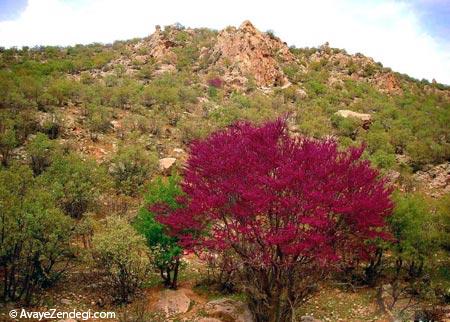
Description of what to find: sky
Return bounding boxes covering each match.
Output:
[0,0,449,84]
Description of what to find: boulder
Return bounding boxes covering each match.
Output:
[154,288,191,317]
[335,110,372,122]
[159,157,176,172]
[204,298,253,322]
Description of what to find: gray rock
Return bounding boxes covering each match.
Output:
[154,288,191,317]
[204,298,253,322]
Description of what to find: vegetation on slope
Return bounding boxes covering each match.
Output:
[0,22,449,320]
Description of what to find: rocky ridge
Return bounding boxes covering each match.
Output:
[205,20,296,88]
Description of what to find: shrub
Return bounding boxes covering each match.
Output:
[208,85,218,99]
[109,80,141,109]
[282,63,304,84]
[26,132,59,175]
[306,79,327,96]
[0,164,73,303]
[0,126,18,167]
[38,154,109,218]
[369,149,396,169]
[331,114,359,139]
[84,104,112,140]
[406,139,446,170]
[207,77,223,88]
[47,77,81,106]
[174,45,198,71]
[40,113,61,139]
[109,144,158,196]
[156,120,393,322]
[134,175,183,289]
[364,128,395,155]
[92,217,151,303]
[435,193,450,251]
[178,118,212,144]
[388,193,438,277]
[141,82,179,107]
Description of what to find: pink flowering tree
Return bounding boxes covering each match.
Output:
[156,119,393,322]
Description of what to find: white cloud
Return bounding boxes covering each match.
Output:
[1,0,449,84]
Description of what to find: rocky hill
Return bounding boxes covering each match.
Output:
[8,21,447,194]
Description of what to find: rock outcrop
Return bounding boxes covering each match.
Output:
[146,25,177,62]
[208,21,295,88]
[414,162,450,197]
[374,72,402,95]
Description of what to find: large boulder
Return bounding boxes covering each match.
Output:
[153,288,191,317]
[204,298,253,322]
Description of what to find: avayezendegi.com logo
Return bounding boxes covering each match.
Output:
[9,308,116,320]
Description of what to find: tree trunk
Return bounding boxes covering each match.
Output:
[170,258,180,289]
[249,287,294,322]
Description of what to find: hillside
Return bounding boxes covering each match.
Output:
[0,21,449,321]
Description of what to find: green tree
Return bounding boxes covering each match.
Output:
[133,175,183,289]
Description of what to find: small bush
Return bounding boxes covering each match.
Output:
[85,104,112,140]
[0,126,18,167]
[38,154,109,218]
[26,132,59,175]
[207,77,223,88]
[109,144,158,196]
[92,217,151,303]
[369,149,396,169]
